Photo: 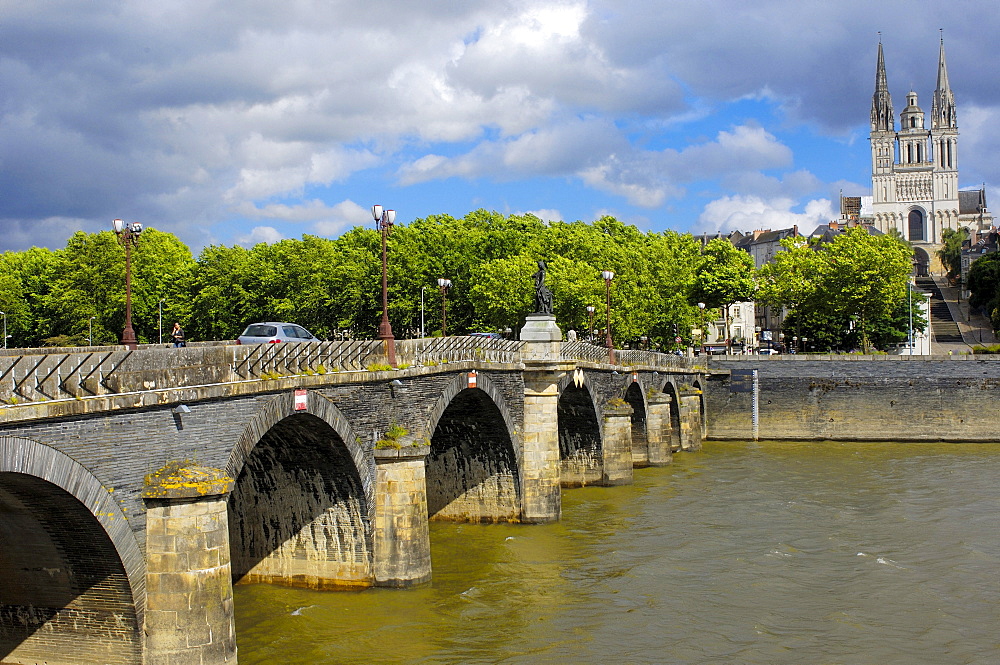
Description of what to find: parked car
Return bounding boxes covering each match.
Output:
[469,332,504,339]
[236,322,319,344]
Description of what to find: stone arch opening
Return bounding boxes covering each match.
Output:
[0,472,142,665]
[228,412,372,589]
[663,382,683,451]
[558,383,602,486]
[908,209,926,242]
[426,387,520,522]
[624,382,649,467]
[913,246,930,278]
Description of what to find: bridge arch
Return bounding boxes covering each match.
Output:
[0,436,144,665]
[424,372,522,522]
[624,381,649,466]
[227,390,373,589]
[556,372,603,486]
[661,381,684,451]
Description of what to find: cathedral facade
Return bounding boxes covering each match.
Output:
[865,39,992,275]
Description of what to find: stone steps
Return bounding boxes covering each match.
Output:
[915,278,964,343]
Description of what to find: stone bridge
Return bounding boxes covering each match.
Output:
[0,334,706,665]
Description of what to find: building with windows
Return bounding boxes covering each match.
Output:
[864,37,992,275]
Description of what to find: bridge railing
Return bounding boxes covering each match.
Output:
[0,338,695,408]
[397,336,522,365]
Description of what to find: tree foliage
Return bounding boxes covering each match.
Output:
[0,211,923,353]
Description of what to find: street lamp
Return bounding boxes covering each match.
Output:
[0,311,6,349]
[88,315,95,346]
[586,305,595,342]
[158,299,165,345]
[372,204,397,365]
[437,278,452,336]
[112,218,142,349]
[697,302,706,355]
[420,286,426,338]
[602,270,615,363]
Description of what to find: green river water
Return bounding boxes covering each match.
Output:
[234,441,1000,664]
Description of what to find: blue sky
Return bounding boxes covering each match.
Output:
[2,0,999,254]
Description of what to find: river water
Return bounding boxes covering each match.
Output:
[234,441,1000,664]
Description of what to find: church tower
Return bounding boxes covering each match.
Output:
[866,36,988,275]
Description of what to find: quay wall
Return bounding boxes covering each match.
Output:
[704,355,1000,442]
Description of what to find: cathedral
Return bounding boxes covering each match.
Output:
[855,38,992,275]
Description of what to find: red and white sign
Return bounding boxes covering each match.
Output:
[632,372,639,383]
[293,389,308,411]
[468,371,478,388]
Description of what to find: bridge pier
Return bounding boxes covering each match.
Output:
[679,393,703,451]
[601,403,634,485]
[519,321,566,523]
[373,446,432,587]
[142,463,237,665]
[644,393,674,465]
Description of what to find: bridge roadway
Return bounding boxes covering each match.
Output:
[0,336,706,665]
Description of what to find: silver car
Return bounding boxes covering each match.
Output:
[236,322,319,344]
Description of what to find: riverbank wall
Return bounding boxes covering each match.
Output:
[704,355,1000,442]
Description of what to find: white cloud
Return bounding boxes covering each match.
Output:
[520,208,562,222]
[233,226,285,247]
[2,0,998,253]
[695,195,835,235]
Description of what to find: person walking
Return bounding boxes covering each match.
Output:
[170,322,186,348]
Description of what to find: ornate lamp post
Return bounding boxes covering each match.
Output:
[437,278,452,336]
[602,270,615,363]
[112,218,142,349]
[586,305,595,342]
[372,205,397,365]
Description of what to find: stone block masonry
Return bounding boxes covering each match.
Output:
[705,356,1000,441]
[143,463,236,665]
[373,448,432,587]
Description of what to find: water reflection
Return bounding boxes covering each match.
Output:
[235,441,1000,664]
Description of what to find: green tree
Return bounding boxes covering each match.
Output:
[967,251,1000,329]
[937,227,968,280]
[691,238,756,344]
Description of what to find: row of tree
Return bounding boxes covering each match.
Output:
[0,211,920,352]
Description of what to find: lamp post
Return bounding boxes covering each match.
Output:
[697,302,706,355]
[88,315,95,346]
[802,337,808,353]
[158,299,165,345]
[907,282,914,353]
[420,286,426,338]
[0,311,6,349]
[793,336,798,353]
[437,278,452,336]
[371,204,397,365]
[586,305,595,342]
[112,218,142,349]
[602,270,615,363]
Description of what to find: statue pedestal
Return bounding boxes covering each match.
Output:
[520,314,562,342]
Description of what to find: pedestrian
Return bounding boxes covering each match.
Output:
[170,322,186,348]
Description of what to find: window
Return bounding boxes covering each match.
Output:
[908,210,925,241]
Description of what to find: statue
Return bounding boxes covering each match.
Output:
[533,260,554,315]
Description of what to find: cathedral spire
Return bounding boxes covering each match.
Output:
[871,40,894,132]
[931,33,957,129]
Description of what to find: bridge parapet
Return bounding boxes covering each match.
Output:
[0,338,697,412]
